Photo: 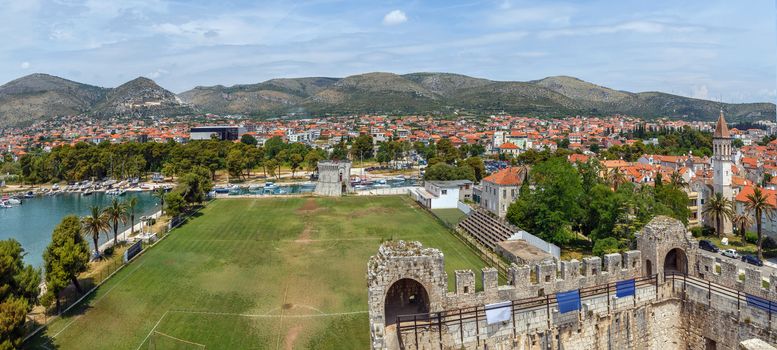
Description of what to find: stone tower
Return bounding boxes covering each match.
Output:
[315,160,352,196]
[712,110,733,235]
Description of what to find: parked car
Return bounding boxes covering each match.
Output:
[699,240,719,253]
[741,255,764,266]
[721,249,739,259]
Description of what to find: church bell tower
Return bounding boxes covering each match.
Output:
[712,110,733,235]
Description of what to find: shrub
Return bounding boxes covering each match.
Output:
[745,231,758,245]
[690,227,703,238]
[103,246,114,256]
[592,237,621,256]
[40,291,55,309]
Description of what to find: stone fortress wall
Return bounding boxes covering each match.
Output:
[368,216,777,350]
[315,160,352,196]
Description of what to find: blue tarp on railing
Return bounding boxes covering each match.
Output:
[615,279,636,298]
[556,289,580,314]
[746,294,777,314]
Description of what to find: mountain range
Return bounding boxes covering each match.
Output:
[0,72,774,127]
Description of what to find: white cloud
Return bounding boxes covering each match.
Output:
[538,21,702,39]
[147,68,168,79]
[382,10,407,26]
[20,61,30,69]
[690,84,709,100]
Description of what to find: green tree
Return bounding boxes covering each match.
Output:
[592,237,621,256]
[0,239,40,350]
[330,141,348,161]
[669,171,687,188]
[240,134,258,146]
[226,149,245,180]
[702,192,735,238]
[263,136,286,159]
[177,170,211,204]
[423,163,475,182]
[153,188,166,216]
[350,134,374,163]
[165,192,186,218]
[744,187,775,260]
[43,215,90,312]
[265,159,279,179]
[436,138,459,164]
[506,157,582,245]
[578,158,603,194]
[606,167,626,190]
[462,157,486,182]
[81,205,110,256]
[733,212,754,239]
[127,196,138,236]
[304,149,325,171]
[103,198,129,246]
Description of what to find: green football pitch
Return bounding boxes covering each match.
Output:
[26,196,489,350]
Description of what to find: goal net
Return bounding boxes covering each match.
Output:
[148,331,206,350]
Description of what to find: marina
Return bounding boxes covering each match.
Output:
[0,191,161,268]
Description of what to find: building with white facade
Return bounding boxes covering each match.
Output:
[480,167,526,218]
[412,180,471,209]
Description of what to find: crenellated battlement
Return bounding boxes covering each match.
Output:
[442,250,642,309]
[315,160,352,196]
[367,216,777,349]
[696,254,777,300]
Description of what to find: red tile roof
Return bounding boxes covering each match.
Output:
[482,167,526,186]
[735,186,777,207]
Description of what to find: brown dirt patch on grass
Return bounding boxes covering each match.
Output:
[295,225,313,243]
[297,198,319,212]
[283,325,302,350]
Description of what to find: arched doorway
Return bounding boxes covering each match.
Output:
[645,259,652,277]
[384,278,430,326]
[663,248,688,275]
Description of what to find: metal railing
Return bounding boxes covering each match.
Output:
[665,272,777,323]
[394,274,659,349]
[22,199,213,343]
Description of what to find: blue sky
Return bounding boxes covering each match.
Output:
[0,0,775,103]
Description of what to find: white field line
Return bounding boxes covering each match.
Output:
[24,201,213,345]
[135,310,169,350]
[153,331,206,348]
[50,261,146,339]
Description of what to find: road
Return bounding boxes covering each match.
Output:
[697,247,777,274]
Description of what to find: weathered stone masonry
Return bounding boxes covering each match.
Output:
[367,216,777,349]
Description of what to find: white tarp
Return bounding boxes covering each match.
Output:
[485,301,512,325]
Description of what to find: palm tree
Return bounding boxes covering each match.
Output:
[702,192,735,237]
[103,198,129,246]
[127,196,138,236]
[670,171,687,188]
[153,188,166,215]
[607,167,626,190]
[82,206,110,257]
[744,187,775,260]
[732,212,754,239]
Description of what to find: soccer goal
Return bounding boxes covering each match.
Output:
[148,330,206,349]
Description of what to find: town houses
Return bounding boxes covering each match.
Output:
[2,111,777,240]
